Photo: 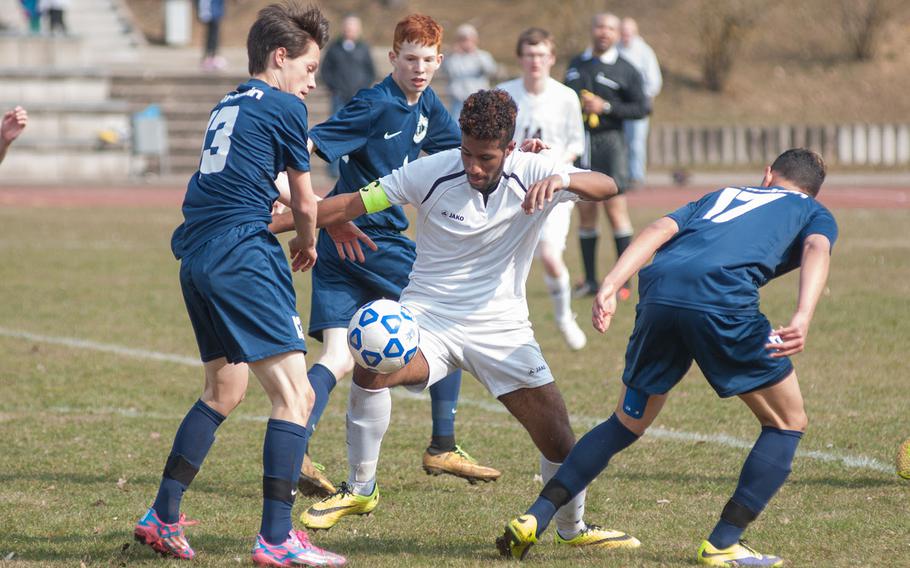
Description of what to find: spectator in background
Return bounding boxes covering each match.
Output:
[39,0,68,35]
[443,24,498,118]
[619,17,662,187]
[564,13,649,300]
[1,106,28,165]
[319,14,376,177]
[199,0,226,71]
[20,0,41,33]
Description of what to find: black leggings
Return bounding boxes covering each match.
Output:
[204,19,220,57]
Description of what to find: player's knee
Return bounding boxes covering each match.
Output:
[784,409,808,433]
[205,390,245,416]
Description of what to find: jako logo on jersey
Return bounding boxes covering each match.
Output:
[413,114,428,143]
[528,364,547,376]
[441,210,465,222]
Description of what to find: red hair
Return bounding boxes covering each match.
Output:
[393,14,443,53]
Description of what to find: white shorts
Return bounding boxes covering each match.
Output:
[535,200,574,256]
[402,304,555,398]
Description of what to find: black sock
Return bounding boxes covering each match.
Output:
[579,231,598,286]
[428,435,456,454]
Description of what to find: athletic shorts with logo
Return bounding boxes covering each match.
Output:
[402,303,555,398]
[309,227,416,341]
[622,303,793,398]
[179,222,307,363]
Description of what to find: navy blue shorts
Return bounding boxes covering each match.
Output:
[621,304,793,398]
[180,222,307,364]
[308,227,415,341]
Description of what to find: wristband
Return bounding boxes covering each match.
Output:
[359,180,392,214]
[558,172,571,188]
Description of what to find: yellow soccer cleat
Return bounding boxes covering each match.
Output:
[297,454,336,498]
[555,523,641,550]
[696,540,784,567]
[495,515,539,561]
[422,445,501,484]
[300,482,378,530]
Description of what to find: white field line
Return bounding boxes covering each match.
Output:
[0,326,893,474]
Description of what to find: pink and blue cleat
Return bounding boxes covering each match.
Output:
[252,529,346,567]
[134,508,198,559]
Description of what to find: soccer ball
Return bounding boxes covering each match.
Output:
[347,299,420,374]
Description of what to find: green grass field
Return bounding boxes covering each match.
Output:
[1,201,908,567]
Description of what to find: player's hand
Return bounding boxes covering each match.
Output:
[288,236,317,272]
[326,221,378,263]
[520,138,550,153]
[1,106,28,143]
[580,92,610,115]
[765,313,810,357]
[271,200,288,216]
[522,175,562,214]
[592,281,618,333]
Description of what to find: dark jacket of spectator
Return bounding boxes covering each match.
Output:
[321,38,376,104]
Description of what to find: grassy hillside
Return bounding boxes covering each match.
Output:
[125,0,910,125]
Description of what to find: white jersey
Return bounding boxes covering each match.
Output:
[497,77,585,165]
[379,149,580,324]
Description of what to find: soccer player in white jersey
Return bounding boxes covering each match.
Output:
[498,28,587,350]
[297,90,641,556]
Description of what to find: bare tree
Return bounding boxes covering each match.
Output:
[698,0,758,92]
[840,0,893,61]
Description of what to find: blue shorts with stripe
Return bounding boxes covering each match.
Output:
[308,227,415,341]
[179,222,307,363]
[621,303,793,398]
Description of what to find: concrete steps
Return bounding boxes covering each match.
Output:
[110,72,334,177]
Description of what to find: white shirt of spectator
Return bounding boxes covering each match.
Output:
[618,36,663,99]
[379,148,580,323]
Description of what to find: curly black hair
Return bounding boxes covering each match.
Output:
[458,89,517,148]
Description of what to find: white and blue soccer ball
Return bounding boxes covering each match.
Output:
[347,299,420,373]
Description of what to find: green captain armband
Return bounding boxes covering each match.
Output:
[359,180,392,214]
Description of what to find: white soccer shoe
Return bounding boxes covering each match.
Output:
[558,316,587,350]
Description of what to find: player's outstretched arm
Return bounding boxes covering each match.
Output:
[767,234,832,358]
[523,171,617,214]
[286,168,318,272]
[593,216,679,333]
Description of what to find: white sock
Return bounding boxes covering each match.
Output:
[346,383,391,496]
[544,270,572,326]
[540,455,587,539]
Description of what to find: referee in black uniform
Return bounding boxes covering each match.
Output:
[565,12,650,299]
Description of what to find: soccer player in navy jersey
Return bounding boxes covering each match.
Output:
[498,148,837,566]
[133,4,345,565]
[271,14,501,497]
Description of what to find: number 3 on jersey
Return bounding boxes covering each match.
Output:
[200,105,239,174]
[702,187,787,223]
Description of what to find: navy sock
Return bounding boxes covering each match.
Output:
[429,370,461,452]
[708,426,803,549]
[525,414,639,537]
[260,419,310,545]
[153,399,225,523]
[305,364,337,433]
[579,231,598,286]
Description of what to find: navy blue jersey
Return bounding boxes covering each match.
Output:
[171,79,311,259]
[308,74,460,232]
[639,186,838,314]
